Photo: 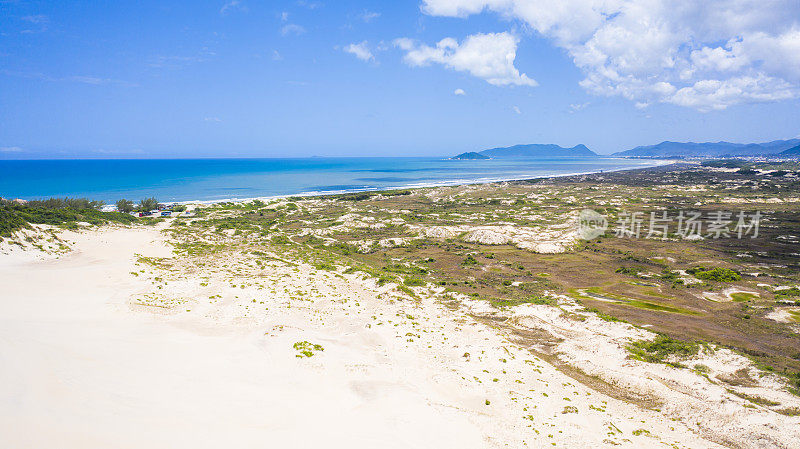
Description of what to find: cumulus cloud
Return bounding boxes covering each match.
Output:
[344,41,374,61]
[394,32,537,87]
[454,88,466,95]
[420,0,800,110]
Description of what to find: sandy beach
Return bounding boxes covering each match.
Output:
[0,225,719,448]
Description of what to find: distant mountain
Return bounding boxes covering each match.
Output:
[613,139,800,158]
[451,151,490,160]
[780,144,800,157]
[459,143,597,159]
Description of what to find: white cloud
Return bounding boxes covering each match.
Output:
[667,75,798,112]
[281,24,306,36]
[297,1,323,9]
[512,105,521,114]
[344,41,374,61]
[421,0,800,110]
[21,15,48,24]
[454,88,466,95]
[360,10,381,22]
[0,146,23,153]
[204,117,222,122]
[394,32,537,87]
[569,102,589,112]
[220,1,247,15]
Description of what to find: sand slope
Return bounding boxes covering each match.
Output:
[0,226,725,448]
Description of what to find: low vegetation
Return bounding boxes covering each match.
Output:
[627,334,700,367]
[1,197,135,240]
[293,341,324,358]
[688,266,741,282]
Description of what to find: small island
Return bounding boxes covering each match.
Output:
[450,151,490,160]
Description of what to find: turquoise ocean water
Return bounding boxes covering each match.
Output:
[0,157,664,203]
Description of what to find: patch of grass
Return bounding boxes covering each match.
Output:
[688,266,741,282]
[271,235,292,244]
[583,307,626,322]
[404,277,426,287]
[313,261,335,271]
[336,192,375,201]
[573,288,699,315]
[627,334,700,367]
[615,266,641,277]
[775,287,800,299]
[626,299,700,315]
[727,389,780,407]
[561,406,578,414]
[777,407,800,416]
[397,285,419,299]
[730,292,757,302]
[461,254,479,266]
[489,295,557,308]
[293,341,324,358]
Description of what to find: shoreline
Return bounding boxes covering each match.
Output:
[168,159,678,207]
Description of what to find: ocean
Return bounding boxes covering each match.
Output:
[0,157,664,203]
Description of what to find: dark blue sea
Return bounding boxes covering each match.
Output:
[0,157,664,203]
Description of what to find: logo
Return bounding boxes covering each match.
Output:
[578,209,608,240]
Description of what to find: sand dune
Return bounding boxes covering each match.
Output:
[0,225,729,447]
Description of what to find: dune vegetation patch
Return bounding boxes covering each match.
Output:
[688,266,742,282]
[293,341,324,358]
[627,335,701,368]
[572,288,700,315]
[730,292,758,302]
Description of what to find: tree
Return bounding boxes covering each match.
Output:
[138,197,160,212]
[116,199,135,213]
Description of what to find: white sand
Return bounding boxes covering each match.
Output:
[0,225,751,448]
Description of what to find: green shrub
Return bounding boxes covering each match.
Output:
[688,267,741,282]
[615,266,641,276]
[776,287,800,299]
[404,277,425,287]
[0,198,134,239]
[627,334,700,367]
[461,254,479,266]
[137,197,160,211]
[116,199,135,213]
[293,341,324,358]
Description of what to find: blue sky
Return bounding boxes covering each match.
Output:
[1,0,799,158]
